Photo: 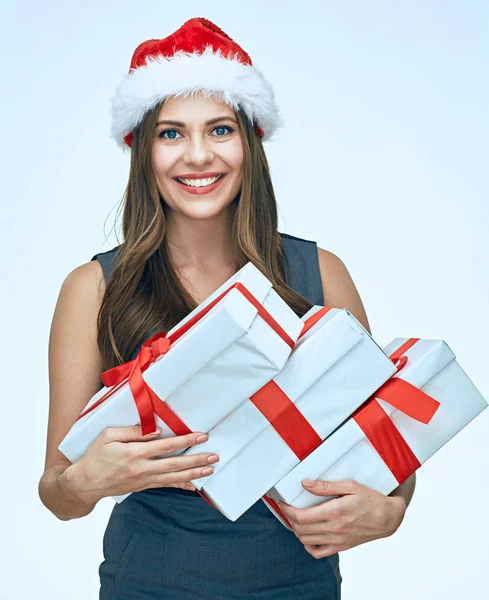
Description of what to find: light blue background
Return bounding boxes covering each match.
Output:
[2,1,488,598]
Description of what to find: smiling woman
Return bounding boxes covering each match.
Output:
[39,16,407,600]
[151,97,244,207]
[90,85,313,369]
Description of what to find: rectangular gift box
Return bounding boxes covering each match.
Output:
[58,262,304,502]
[183,305,398,521]
[264,337,488,528]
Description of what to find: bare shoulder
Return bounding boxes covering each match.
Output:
[51,259,106,356]
[50,259,107,348]
[317,247,371,334]
[44,259,107,472]
[61,259,106,301]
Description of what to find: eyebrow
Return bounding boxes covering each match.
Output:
[156,116,238,127]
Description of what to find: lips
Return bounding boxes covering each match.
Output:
[176,174,223,188]
[173,173,227,195]
[173,171,224,182]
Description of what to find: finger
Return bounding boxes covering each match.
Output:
[146,453,219,477]
[302,479,359,497]
[304,544,338,559]
[292,521,332,536]
[102,425,163,443]
[167,482,197,492]
[150,464,215,488]
[277,498,344,525]
[136,432,210,458]
[297,533,343,546]
[276,501,304,523]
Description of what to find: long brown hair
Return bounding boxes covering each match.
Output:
[98,99,313,370]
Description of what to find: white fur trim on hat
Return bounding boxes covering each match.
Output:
[110,46,282,150]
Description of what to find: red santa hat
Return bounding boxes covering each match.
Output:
[111,17,282,150]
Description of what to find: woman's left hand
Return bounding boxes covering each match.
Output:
[276,479,407,559]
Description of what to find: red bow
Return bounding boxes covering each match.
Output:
[262,338,441,527]
[78,332,191,436]
[352,338,440,483]
[77,281,295,436]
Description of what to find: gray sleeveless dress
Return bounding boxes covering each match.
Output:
[93,232,341,600]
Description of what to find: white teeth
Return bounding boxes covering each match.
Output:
[177,175,222,188]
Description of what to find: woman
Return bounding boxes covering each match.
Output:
[39,18,414,599]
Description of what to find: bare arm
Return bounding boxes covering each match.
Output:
[317,247,416,509]
[38,260,106,520]
[38,260,221,520]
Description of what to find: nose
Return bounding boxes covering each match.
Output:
[183,135,215,167]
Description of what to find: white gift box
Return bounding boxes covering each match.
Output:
[184,305,398,521]
[265,337,488,528]
[58,262,304,501]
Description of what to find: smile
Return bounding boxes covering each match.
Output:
[176,174,223,188]
[173,173,227,195]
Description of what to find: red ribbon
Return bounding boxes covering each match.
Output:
[298,306,332,339]
[250,381,323,461]
[77,281,296,435]
[78,332,191,436]
[207,338,438,512]
[262,338,442,525]
[200,306,333,510]
[352,338,440,484]
[250,306,334,461]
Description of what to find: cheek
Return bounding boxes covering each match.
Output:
[225,140,244,172]
[151,147,175,181]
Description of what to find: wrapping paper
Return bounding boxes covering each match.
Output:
[265,337,488,528]
[185,306,397,521]
[58,262,304,502]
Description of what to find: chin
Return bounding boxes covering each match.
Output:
[183,202,233,220]
[164,194,237,219]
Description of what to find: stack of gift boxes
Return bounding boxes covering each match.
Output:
[59,263,488,524]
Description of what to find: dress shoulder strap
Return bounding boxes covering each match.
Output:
[91,246,121,283]
[279,232,324,306]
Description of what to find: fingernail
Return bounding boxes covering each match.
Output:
[202,467,214,475]
[196,434,208,443]
[149,429,161,436]
[207,454,219,463]
[302,480,316,487]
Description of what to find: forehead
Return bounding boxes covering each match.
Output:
[157,94,237,123]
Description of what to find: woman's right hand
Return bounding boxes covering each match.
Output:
[62,425,219,505]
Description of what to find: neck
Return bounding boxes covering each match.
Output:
[163,204,237,271]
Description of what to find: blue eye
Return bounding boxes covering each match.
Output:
[213,125,233,136]
[159,129,180,139]
[158,126,233,139]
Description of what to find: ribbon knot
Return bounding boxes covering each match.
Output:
[79,330,189,435]
[352,339,441,484]
[77,279,295,438]
[392,355,408,372]
[98,332,168,390]
[152,336,170,359]
[142,332,170,364]
[264,338,443,527]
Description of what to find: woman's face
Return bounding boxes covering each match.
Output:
[151,94,244,220]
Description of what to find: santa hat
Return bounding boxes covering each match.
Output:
[110,17,282,150]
